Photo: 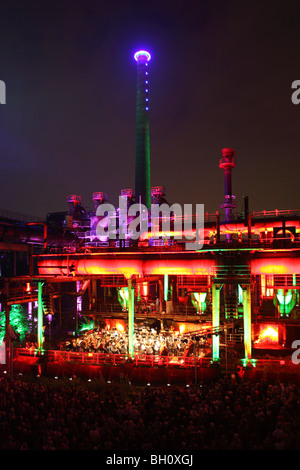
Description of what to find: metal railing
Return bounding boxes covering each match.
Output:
[0,208,44,223]
[15,348,212,368]
[14,349,298,375]
[81,300,207,318]
[47,233,300,255]
[47,350,213,368]
[252,209,300,218]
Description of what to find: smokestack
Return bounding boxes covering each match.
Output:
[66,195,81,215]
[219,148,237,221]
[134,50,151,209]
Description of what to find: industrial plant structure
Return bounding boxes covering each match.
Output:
[1,50,300,383]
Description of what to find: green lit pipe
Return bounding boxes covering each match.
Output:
[164,274,169,302]
[212,284,220,361]
[243,285,252,360]
[128,287,135,358]
[37,281,43,351]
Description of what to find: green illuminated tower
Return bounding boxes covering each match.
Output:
[134,50,151,209]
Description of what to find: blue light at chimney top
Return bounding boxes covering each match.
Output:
[134,50,151,62]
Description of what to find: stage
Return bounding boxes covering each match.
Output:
[9,347,300,386]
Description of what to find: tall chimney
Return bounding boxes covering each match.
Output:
[219,147,237,221]
[134,50,151,209]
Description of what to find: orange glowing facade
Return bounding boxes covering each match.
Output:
[32,207,300,363]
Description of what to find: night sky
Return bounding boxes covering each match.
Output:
[0,0,299,218]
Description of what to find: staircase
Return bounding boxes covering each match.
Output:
[214,263,251,320]
[214,265,251,284]
[225,289,238,319]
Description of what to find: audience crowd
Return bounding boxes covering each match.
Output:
[0,374,299,450]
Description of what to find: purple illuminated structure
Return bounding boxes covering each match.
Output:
[134,50,151,208]
[134,50,151,62]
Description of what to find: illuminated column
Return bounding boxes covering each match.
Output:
[212,284,221,361]
[76,280,83,336]
[158,279,163,313]
[5,304,10,369]
[142,281,148,300]
[4,279,10,370]
[134,50,151,209]
[243,285,252,360]
[164,274,169,301]
[128,283,135,358]
[37,281,44,351]
[28,302,32,325]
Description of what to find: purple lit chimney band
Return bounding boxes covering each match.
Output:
[134,50,151,62]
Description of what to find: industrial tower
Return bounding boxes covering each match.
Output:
[134,50,152,209]
[219,147,237,221]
